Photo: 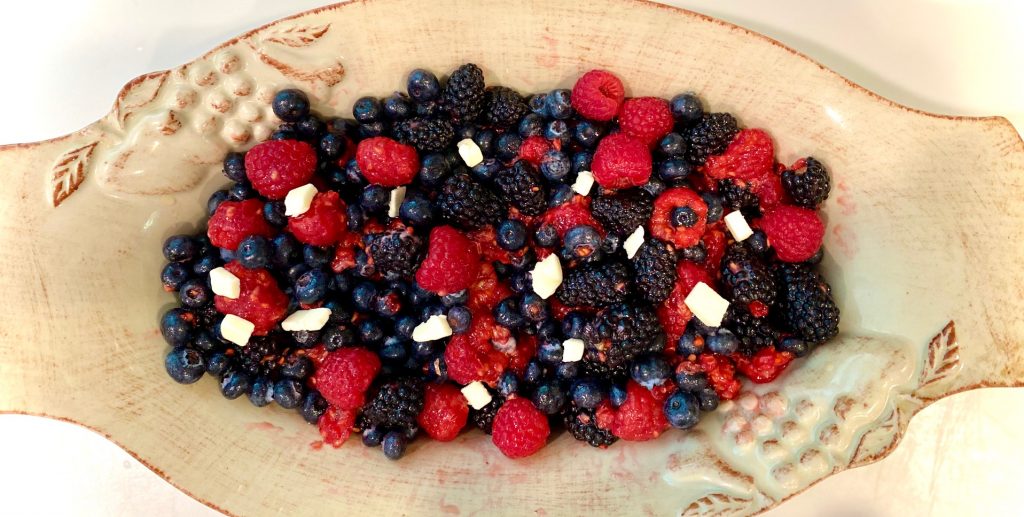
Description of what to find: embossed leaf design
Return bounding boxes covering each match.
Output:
[914,321,960,400]
[262,24,330,47]
[683,493,754,517]
[113,71,170,130]
[51,142,98,207]
[849,405,903,468]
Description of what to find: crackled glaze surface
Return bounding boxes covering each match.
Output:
[1,1,1023,516]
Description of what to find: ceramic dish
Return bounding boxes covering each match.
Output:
[1,0,1022,515]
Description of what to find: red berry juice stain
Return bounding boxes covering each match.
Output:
[835,180,857,215]
[831,223,858,259]
[536,34,559,68]
[245,421,283,432]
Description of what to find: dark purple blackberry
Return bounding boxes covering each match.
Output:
[774,264,840,345]
[367,231,424,280]
[717,179,760,212]
[556,262,632,308]
[482,86,528,128]
[685,113,739,165]
[494,161,547,216]
[583,304,664,372]
[471,394,505,434]
[235,335,282,378]
[437,173,503,229]
[392,117,454,153]
[590,189,654,236]
[782,156,831,208]
[442,63,486,123]
[720,243,777,304]
[630,239,677,304]
[722,304,778,356]
[360,377,425,431]
[564,406,617,447]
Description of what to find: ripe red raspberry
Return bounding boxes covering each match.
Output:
[658,261,713,345]
[243,139,318,200]
[356,136,420,186]
[518,136,553,166]
[733,347,794,383]
[699,354,741,400]
[758,205,824,262]
[313,347,381,409]
[467,263,513,314]
[608,381,670,441]
[570,69,625,122]
[704,129,775,182]
[491,397,551,458]
[701,228,726,277]
[750,170,786,210]
[650,187,707,248]
[417,383,470,442]
[207,199,276,250]
[318,406,358,448]
[619,97,674,147]
[287,191,348,246]
[213,261,288,335]
[416,225,482,295]
[506,334,538,376]
[591,133,652,190]
[444,314,509,385]
[539,195,603,238]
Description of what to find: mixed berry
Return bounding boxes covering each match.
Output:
[158,65,840,460]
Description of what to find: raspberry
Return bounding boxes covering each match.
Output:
[483,86,528,128]
[244,140,318,199]
[494,161,547,216]
[539,195,603,238]
[782,156,831,208]
[356,137,420,186]
[618,97,674,147]
[733,347,793,383]
[467,262,513,314]
[590,189,653,236]
[392,117,455,153]
[698,354,741,400]
[518,136,553,166]
[318,406,358,448]
[704,128,774,182]
[207,199,276,250]
[658,261,712,345]
[701,229,726,277]
[442,63,486,123]
[758,205,824,262]
[313,347,381,409]
[213,261,288,335]
[608,381,669,441]
[650,188,707,248]
[685,113,739,165]
[417,383,470,441]
[491,397,551,458]
[570,69,625,122]
[750,170,787,210]
[556,262,632,308]
[287,191,349,246]
[444,314,509,385]
[416,225,482,295]
[630,239,678,304]
[591,133,652,190]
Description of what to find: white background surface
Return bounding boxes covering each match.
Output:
[1,1,1022,516]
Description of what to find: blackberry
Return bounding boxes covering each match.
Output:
[685,113,739,165]
[563,406,617,448]
[720,243,777,304]
[630,239,677,304]
[556,262,632,308]
[782,156,831,208]
[437,173,503,229]
[360,377,425,431]
[442,63,486,123]
[482,86,528,127]
[722,305,778,355]
[590,189,654,236]
[579,359,629,381]
[494,161,547,216]
[367,231,424,280]
[392,117,454,153]
[471,394,505,434]
[717,179,759,212]
[775,264,840,345]
[583,304,664,371]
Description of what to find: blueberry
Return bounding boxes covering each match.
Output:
[556,362,579,380]
[746,230,769,256]
[161,262,190,291]
[471,158,502,181]
[679,243,707,263]
[473,129,497,157]
[374,289,403,317]
[272,89,310,122]
[805,247,825,265]
[415,99,443,117]
[247,377,273,407]
[455,125,477,141]
[544,89,573,119]
[508,272,529,294]
[494,297,524,329]
[162,235,197,263]
[192,330,221,354]
[408,283,438,307]
[222,152,247,182]
[530,382,564,415]
[705,329,739,354]
[324,297,353,320]
[271,128,297,141]
[670,92,703,125]
[281,355,314,379]
[528,93,548,116]
[524,361,545,385]
[358,319,384,346]
[544,120,570,147]
[495,133,522,161]
[548,184,575,207]
[273,378,305,409]
[300,391,328,425]
[207,189,230,216]
[539,150,571,182]
[425,354,448,381]
[382,431,407,460]
[571,151,593,174]
[165,346,204,384]
[701,192,724,223]
[352,96,382,123]
[417,302,445,323]
[178,278,211,309]
[518,113,544,138]
[609,384,628,408]
[219,370,252,399]
[291,330,320,349]
[519,293,548,323]
[657,132,687,158]
[346,204,366,232]
[160,308,194,345]
[379,337,408,362]
[571,379,604,409]
[219,248,236,263]
[228,181,253,201]
[362,426,385,447]
[205,352,230,377]
[394,316,418,339]
[671,207,698,228]
[537,338,563,364]
[295,268,328,304]
[537,320,559,341]
[658,158,693,184]
[297,115,326,139]
[534,224,559,248]
[412,340,436,359]
[440,290,469,307]
[641,178,666,198]
[270,234,300,268]
[630,354,671,388]
[664,391,701,429]
[322,325,356,351]
[675,370,708,393]
[314,133,345,161]
[383,92,413,120]
[698,386,720,411]
[351,282,378,312]
[561,312,588,339]
[676,328,705,357]
[491,220,526,252]
[498,371,519,397]
[573,120,603,148]
[418,153,450,186]
[779,337,811,357]
[257,200,286,228]
[600,233,621,255]
[360,185,390,214]
[406,69,441,102]
[236,235,269,269]
[562,225,602,261]
[360,121,389,139]
[345,158,366,186]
